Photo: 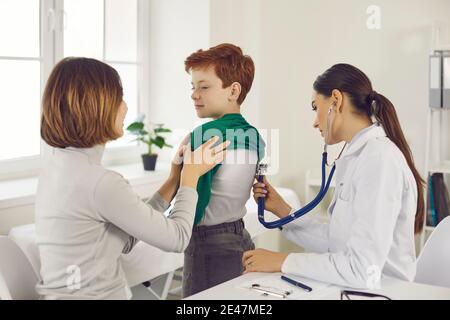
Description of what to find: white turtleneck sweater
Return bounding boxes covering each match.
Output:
[35,145,198,300]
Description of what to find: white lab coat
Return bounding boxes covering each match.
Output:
[281,123,418,289]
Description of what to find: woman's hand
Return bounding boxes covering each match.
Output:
[172,133,191,166]
[242,248,289,274]
[252,176,292,218]
[181,136,230,188]
[169,133,191,183]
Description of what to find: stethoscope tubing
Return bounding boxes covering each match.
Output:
[257,152,335,229]
[257,104,346,229]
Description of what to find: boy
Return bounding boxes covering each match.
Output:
[182,43,265,297]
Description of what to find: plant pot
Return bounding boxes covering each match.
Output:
[141,154,158,171]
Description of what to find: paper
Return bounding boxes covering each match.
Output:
[237,274,331,299]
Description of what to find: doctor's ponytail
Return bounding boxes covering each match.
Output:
[314,64,425,234]
[371,92,425,234]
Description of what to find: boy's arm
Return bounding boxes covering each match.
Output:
[157,163,182,204]
[156,133,191,204]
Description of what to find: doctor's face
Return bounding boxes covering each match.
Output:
[311,92,341,145]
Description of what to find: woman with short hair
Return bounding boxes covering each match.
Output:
[36,57,229,299]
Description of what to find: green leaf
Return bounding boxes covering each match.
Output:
[138,129,149,136]
[154,128,172,134]
[126,122,144,132]
[151,136,165,149]
[127,121,172,151]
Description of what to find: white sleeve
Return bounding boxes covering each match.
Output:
[121,192,170,254]
[281,153,403,289]
[147,191,171,212]
[94,171,198,253]
[202,149,258,225]
[281,212,330,253]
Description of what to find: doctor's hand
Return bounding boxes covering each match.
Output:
[252,176,292,218]
[242,248,289,274]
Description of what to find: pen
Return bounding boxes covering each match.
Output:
[251,284,288,298]
[281,275,313,292]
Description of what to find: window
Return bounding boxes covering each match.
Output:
[0,0,148,179]
[63,0,139,148]
[0,0,41,161]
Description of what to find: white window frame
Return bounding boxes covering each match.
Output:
[0,0,150,180]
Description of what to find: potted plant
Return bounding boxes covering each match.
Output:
[126,115,173,171]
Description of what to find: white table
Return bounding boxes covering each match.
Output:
[187,272,450,300]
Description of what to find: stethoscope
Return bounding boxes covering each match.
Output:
[257,103,347,229]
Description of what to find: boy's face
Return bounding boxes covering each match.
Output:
[190,66,235,119]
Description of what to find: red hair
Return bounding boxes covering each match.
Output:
[184,43,255,105]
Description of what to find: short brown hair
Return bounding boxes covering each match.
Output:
[184,43,255,105]
[41,57,123,148]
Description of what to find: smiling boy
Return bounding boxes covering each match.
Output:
[182,43,265,297]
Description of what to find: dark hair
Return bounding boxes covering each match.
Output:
[184,43,255,105]
[313,63,424,234]
[41,57,123,148]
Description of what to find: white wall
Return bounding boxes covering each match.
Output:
[146,0,264,162]
[147,0,210,161]
[5,1,448,239]
[210,0,450,204]
[142,0,450,251]
[209,0,263,128]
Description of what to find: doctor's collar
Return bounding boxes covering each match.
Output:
[341,122,385,158]
[348,122,379,147]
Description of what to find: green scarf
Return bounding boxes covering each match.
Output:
[190,113,265,226]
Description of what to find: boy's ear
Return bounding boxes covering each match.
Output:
[229,82,242,102]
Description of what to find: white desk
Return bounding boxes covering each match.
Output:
[187,272,450,300]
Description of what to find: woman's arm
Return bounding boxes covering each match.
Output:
[253,177,330,253]
[281,213,331,253]
[94,171,198,253]
[245,153,405,289]
[252,176,292,218]
[94,136,229,253]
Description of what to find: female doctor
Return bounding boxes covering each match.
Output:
[243,64,425,289]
